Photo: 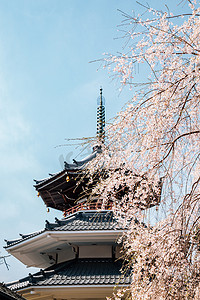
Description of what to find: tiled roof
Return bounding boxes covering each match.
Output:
[46,211,123,231]
[4,230,44,247]
[0,283,25,299]
[33,149,102,211]
[5,211,124,248]
[7,258,130,291]
[34,148,101,186]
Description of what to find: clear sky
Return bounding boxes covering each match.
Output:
[0,0,190,282]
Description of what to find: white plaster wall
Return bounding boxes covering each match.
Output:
[79,245,112,258]
[57,247,76,263]
[115,245,122,259]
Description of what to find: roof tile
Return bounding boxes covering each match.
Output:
[7,258,130,291]
[0,283,26,300]
[5,211,124,248]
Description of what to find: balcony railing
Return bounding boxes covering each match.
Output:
[63,202,112,217]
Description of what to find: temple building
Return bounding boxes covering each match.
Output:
[4,89,131,300]
[4,89,161,300]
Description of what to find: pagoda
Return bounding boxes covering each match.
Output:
[4,89,131,300]
[4,88,161,299]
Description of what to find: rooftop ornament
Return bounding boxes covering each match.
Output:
[96,87,105,143]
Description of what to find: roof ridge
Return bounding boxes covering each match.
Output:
[4,229,45,248]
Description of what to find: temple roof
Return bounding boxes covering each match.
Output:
[45,210,122,231]
[7,258,130,291]
[34,148,102,212]
[4,211,124,249]
[0,283,25,300]
[34,143,162,213]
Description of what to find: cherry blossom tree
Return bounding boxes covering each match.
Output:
[88,1,200,299]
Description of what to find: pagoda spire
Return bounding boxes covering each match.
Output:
[96,87,105,142]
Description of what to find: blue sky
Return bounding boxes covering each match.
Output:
[0,0,190,282]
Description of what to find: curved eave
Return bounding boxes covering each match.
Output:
[5,230,123,268]
[34,150,99,190]
[35,170,82,190]
[6,229,123,251]
[35,169,90,211]
[5,210,122,249]
[18,284,129,299]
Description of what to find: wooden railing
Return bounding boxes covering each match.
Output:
[63,202,113,217]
